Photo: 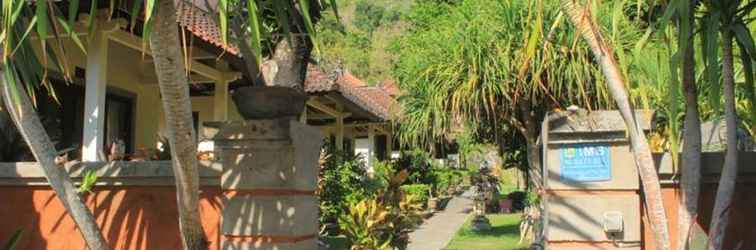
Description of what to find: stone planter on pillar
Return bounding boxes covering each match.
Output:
[208,118,322,250]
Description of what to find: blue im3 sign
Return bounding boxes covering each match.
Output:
[559,144,611,182]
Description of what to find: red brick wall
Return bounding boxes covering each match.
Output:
[0,186,223,250]
[642,183,756,250]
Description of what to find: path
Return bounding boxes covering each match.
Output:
[406,189,473,250]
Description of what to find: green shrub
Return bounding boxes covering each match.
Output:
[401,184,431,203]
[339,167,425,250]
[338,199,393,250]
[395,150,436,184]
[506,190,539,211]
[319,142,374,227]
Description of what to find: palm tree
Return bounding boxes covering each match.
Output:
[658,1,702,248]
[393,0,625,188]
[708,25,737,250]
[0,1,109,248]
[148,0,207,248]
[145,0,329,248]
[0,68,109,250]
[559,0,671,249]
[698,1,755,248]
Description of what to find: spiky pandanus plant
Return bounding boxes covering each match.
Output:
[1,0,109,248]
[696,1,756,249]
[560,0,672,248]
[394,0,674,246]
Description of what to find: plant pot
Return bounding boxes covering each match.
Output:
[428,198,439,211]
[499,199,513,214]
[231,86,307,119]
[446,187,456,195]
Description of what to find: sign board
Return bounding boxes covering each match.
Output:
[559,144,611,182]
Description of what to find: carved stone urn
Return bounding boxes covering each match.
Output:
[231,86,307,119]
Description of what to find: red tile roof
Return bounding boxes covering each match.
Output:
[304,65,396,121]
[379,79,400,97]
[177,1,240,55]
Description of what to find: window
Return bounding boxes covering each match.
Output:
[43,79,135,159]
[104,94,135,153]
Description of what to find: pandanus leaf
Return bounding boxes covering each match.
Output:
[246,0,262,66]
[218,0,228,44]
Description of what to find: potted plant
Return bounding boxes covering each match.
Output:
[231,86,307,119]
[427,188,439,212]
[498,197,513,213]
[446,185,457,196]
[216,2,329,120]
[427,196,439,212]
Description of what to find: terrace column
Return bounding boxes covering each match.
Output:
[82,28,110,161]
[335,115,344,150]
[213,79,229,121]
[386,130,393,159]
[367,125,375,171]
[211,119,322,249]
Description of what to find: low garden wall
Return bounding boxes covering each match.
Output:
[0,119,323,250]
[0,161,224,249]
[644,152,756,250]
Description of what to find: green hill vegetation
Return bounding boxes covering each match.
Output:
[315,0,414,85]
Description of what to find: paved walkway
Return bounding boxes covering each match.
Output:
[406,189,474,250]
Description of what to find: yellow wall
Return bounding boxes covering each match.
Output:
[190,96,215,140]
[228,97,243,121]
[37,32,346,152]
[45,37,237,149]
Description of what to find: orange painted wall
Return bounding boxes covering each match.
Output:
[0,186,223,250]
[642,183,756,250]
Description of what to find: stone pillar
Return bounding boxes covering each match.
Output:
[213,80,229,121]
[82,28,109,161]
[386,131,393,160]
[367,125,375,172]
[335,115,344,150]
[212,118,322,250]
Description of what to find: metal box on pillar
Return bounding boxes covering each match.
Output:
[206,119,322,250]
[542,110,653,249]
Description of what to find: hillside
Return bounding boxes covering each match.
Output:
[315,0,413,85]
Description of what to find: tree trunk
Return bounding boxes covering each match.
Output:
[261,38,311,91]
[149,1,207,249]
[678,8,702,249]
[0,69,109,250]
[518,101,541,191]
[707,29,739,250]
[560,1,671,249]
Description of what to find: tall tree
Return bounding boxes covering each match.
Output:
[143,0,329,248]
[698,1,756,248]
[707,26,737,250]
[0,1,110,248]
[672,1,702,248]
[148,0,207,248]
[0,67,109,250]
[393,0,618,186]
[560,0,671,249]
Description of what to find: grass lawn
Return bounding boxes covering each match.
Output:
[444,214,528,250]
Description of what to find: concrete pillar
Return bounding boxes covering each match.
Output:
[82,29,109,161]
[335,115,344,150]
[367,125,375,171]
[213,80,229,121]
[386,131,393,160]
[211,119,322,250]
